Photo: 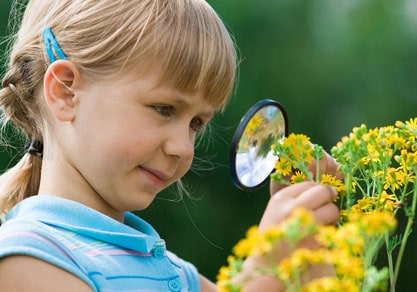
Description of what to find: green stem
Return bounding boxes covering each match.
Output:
[390,217,412,292]
[390,186,417,292]
[315,150,320,183]
[386,233,394,287]
[279,152,313,181]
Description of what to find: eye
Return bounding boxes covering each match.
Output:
[153,105,174,117]
[190,117,206,133]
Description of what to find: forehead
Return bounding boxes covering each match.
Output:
[98,69,216,114]
[116,49,231,111]
[112,67,218,111]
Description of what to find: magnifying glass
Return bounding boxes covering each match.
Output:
[229,99,288,191]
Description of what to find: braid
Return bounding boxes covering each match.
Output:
[0,51,46,214]
[0,154,41,214]
[1,54,46,138]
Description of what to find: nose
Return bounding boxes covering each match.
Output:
[164,126,195,161]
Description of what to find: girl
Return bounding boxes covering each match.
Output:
[0,0,339,291]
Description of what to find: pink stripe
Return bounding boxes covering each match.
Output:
[0,231,72,260]
[0,231,46,242]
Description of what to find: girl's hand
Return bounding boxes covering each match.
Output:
[237,182,339,291]
[263,181,339,230]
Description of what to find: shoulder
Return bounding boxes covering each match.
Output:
[0,255,92,292]
[199,274,218,292]
[0,218,96,290]
[0,218,71,262]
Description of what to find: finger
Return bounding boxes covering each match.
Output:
[269,178,291,196]
[294,184,337,210]
[321,151,343,180]
[272,181,319,199]
[325,156,342,180]
[261,182,321,229]
[312,202,340,225]
[326,157,343,180]
[307,151,343,180]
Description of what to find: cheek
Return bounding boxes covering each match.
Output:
[176,159,193,179]
[82,126,140,171]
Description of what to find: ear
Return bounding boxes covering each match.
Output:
[43,60,82,121]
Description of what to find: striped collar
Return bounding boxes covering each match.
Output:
[5,195,160,254]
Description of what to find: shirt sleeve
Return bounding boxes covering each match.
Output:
[0,218,97,291]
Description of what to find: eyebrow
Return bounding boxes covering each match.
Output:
[201,111,215,120]
[172,95,215,118]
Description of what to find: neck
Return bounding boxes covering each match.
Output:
[38,154,125,222]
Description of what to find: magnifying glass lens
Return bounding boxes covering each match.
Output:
[229,99,288,191]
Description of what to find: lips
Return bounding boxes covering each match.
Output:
[139,166,171,188]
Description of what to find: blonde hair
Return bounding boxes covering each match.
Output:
[0,0,237,213]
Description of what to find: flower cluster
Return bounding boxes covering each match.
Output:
[217,118,417,291]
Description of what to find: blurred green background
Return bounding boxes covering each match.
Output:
[1,0,417,290]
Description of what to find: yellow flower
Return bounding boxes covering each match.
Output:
[385,168,408,191]
[232,226,262,258]
[302,277,360,292]
[333,223,365,255]
[350,191,400,213]
[219,119,417,292]
[276,257,293,281]
[366,144,381,163]
[395,149,417,171]
[320,174,345,193]
[315,225,337,247]
[362,128,379,142]
[216,256,240,292]
[243,113,262,137]
[378,191,400,212]
[383,168,399,190]
[289,207,315,225]
[277,248,333,282]
[330,249,364,279]
[275,157,293,176]
[291,170,307,184]
[281,133,313,164]
[349,211,397,236]
[263,225,285,242]
[386,132,407,149]
[405,117,417,128]
[216,265,232,285]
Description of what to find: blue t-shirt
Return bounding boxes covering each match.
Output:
[0,195,200,292]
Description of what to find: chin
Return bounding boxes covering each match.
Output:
[132,203,153,212]
[129,195,157,211]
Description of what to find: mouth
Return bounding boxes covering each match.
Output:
[139,166,171,188]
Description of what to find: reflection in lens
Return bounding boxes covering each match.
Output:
[236,149,277,188]
[234,104,286,189]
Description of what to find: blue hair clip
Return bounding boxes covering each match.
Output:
[43,28,67,62]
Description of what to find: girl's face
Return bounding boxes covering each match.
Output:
[56,71,214,220]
